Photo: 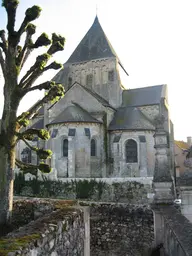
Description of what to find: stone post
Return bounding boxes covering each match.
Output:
[152,114,174,247]
[152,114,174,204]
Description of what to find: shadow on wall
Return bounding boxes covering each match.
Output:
[149,243,164,256]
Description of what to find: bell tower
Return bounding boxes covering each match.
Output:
[53,16,128,108]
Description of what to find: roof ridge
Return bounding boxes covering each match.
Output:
[124,84,165,92]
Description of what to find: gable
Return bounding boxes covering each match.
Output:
[48,82,109,122]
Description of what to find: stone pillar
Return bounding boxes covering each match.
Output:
[68,136,75,177]
[83,206,90,256]
[152,115,174,204]
[152,114,174,247]
[180,186,192,223]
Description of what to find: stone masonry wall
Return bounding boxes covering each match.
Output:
[89,203,154,256]
[0,200,89,256]
[14,176,153,204]
[110,130,156,177]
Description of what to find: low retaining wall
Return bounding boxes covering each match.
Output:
[0,200,90,256]
[14,174,153,204]
[153,205,192,256]
[87,203,154,256]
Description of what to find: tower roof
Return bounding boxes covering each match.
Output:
[66,16,127,74]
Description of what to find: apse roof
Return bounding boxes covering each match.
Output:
[108,107,155,131]
[47,103,102,126]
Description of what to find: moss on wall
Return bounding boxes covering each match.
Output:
[0,234,41,256]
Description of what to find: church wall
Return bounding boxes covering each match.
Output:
[48,123,105,179]
[64,57,122,108]
[48,85,108,123]
[110,130,155,178]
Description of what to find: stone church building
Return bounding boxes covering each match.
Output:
[17,16,174,180]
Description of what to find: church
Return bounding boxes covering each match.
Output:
[17,16,174,180]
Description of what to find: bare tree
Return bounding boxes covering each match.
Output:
[0,0,65,225]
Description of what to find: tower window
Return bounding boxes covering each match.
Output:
[125,139,137,163]
[108,70,114,81]
[63,139,68,157]
[91,139,96,157]
[86,74,93,87]
[68,77,72,87]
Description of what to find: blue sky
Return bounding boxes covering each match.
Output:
[0,0,192,140]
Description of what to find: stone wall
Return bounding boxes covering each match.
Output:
[153,205,192,256]
[110,130,156,177]
[47,123,105,179]
[52,57,123,108]
[88,203,154,256]
[14,176,153,204]
[0,200,90,256]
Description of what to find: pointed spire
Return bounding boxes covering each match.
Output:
[66,16,116,63]
[94,15,99,24]
[65,16,128,76]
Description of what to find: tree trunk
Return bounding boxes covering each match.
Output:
[0,145,15,225]
[0,46,19,225]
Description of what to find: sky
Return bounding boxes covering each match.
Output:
[0,0,192,141]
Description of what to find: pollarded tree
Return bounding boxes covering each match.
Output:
[0,0,65,225]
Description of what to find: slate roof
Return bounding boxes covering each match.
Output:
[47,103,102,126]
[65,16,128,75]
[122,84,166,107]
[30,118,44,129]
[66,16,116,63]
[108,107,155,131]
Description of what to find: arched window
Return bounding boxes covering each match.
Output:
[21,147,32,163]
[86,74,93,87]
[91,139,96,157]
[63,139,68,157]
[125,139,137,163]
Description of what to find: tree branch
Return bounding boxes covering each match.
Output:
[15,159,38,175]
[18,128,50,141]
[22,137,37,152]
[16,5,42,45]
[22,81,55,94]
[16,32,33,68]
[2,0,19,36]
[19,53,51,88]
[0,30,7,53]
[16,83,64,126]
[0,48,6,76]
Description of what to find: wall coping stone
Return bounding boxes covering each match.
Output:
[158,205,192,256]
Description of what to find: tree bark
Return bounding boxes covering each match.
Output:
[0,46,19,225]
[0,146,14,225]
